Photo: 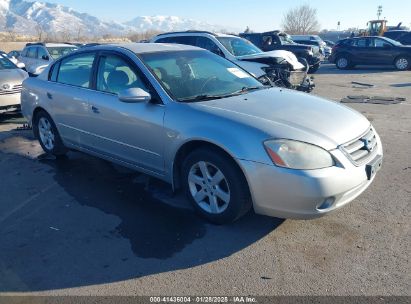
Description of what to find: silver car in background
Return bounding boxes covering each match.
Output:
[0,54,28,113]
[21,43,383,224]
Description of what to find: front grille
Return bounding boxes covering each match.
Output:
[342,127,378,165]
[0,84,22,95]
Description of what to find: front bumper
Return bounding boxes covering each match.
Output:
[238,134,383,219]
[0,93,21,113]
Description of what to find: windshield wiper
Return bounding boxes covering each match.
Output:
[179,94,228,102]
[179,86,265,103]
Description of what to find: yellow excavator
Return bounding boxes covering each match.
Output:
[366,20,388,36]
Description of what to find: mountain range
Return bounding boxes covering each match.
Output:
[0,0,237,38]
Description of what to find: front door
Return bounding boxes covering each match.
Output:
[85,52,166,174]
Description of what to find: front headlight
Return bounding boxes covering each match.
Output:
[307,50,314,56]
[264,139,335,170]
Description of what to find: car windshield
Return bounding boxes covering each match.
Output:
[0,55,17,70]
[46,47,78,59]
[382,37,402,46]
[140,50,265,102]
[216,37,263,56]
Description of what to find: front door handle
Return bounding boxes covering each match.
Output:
[46,92,53,99]
[91,105,100,114]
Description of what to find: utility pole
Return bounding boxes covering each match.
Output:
[377,5,383,20]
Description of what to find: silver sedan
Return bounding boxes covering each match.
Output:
[0,54,28,113]
[21,43,383,224]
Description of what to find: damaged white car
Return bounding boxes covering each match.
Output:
[152,32,314,92]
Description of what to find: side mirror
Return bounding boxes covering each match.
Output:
[42,55,50,61]
[17,62,26,69]
[118,88,151,103]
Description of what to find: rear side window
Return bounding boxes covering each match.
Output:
[164,36,196,46]
[57,53,95,88]
[353,39,368,47]
[27,47,37,58]
[21,48,28,57]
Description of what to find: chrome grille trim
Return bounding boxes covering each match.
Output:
[0,84,22,95]
[340,127,379,166]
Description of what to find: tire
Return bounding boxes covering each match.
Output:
[308,63,320,74]
[336,55,351,70]
[181,148,252,224]
[33,110,67,156]
[298,57,309,72]
[394,56,410,71]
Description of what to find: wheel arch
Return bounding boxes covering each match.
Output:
[171,139,250,194]
[393,54,411,66]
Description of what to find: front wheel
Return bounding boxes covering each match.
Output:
[308,63,320,74]
[394,56,410,71]
[182,148,252,224]
[33,110,67,155]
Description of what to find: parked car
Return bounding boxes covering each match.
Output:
[324,40,335,47]
[152,31,314,92]
[0,53,28,113]
[329,36,411,70]
[291,35,327,48]
[383,31,411,45]
[0,50,25,68]
[7,50,21,59]
[291,36,330,58]
[383,30,410,41]
[21,43,383,224]
[240,31,322,73]
[19,42,78,76]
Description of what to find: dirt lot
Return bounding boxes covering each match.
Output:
[0,64,410,297]
[0,42,28,53]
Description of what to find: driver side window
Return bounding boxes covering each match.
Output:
[96,54,148,95]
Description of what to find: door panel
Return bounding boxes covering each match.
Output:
[49,52,97,148]
[85,53,166,173]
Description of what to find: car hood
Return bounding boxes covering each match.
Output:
[193,88,370,150]
[0,68,28,85]
[237,50,305,70]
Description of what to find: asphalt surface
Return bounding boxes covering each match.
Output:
[0,64,410,296]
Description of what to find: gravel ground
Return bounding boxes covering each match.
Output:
[0,64,410,297]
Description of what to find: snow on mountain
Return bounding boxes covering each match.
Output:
[0,0,238,38]
[125,15,233,33]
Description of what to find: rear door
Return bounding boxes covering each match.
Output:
[46,51,97,148]
[350,38,372,64]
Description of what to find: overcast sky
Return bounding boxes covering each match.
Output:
[34,0,411,31]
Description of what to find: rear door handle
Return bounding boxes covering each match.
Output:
[91,105,100,114]
[46,92,53,99]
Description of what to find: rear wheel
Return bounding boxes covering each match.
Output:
[182,148,252,224]
[33,110,67,156]
[336,55,352,70]
[394,56,410,71]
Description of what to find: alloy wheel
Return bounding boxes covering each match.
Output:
[396,58,408,70]
[188,161,230,214]
[38,117,55,151]
[337,57,348,68]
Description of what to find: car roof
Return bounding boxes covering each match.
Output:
[45,43,78,47]
[91,43,203,54]
[155,31,237,39]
